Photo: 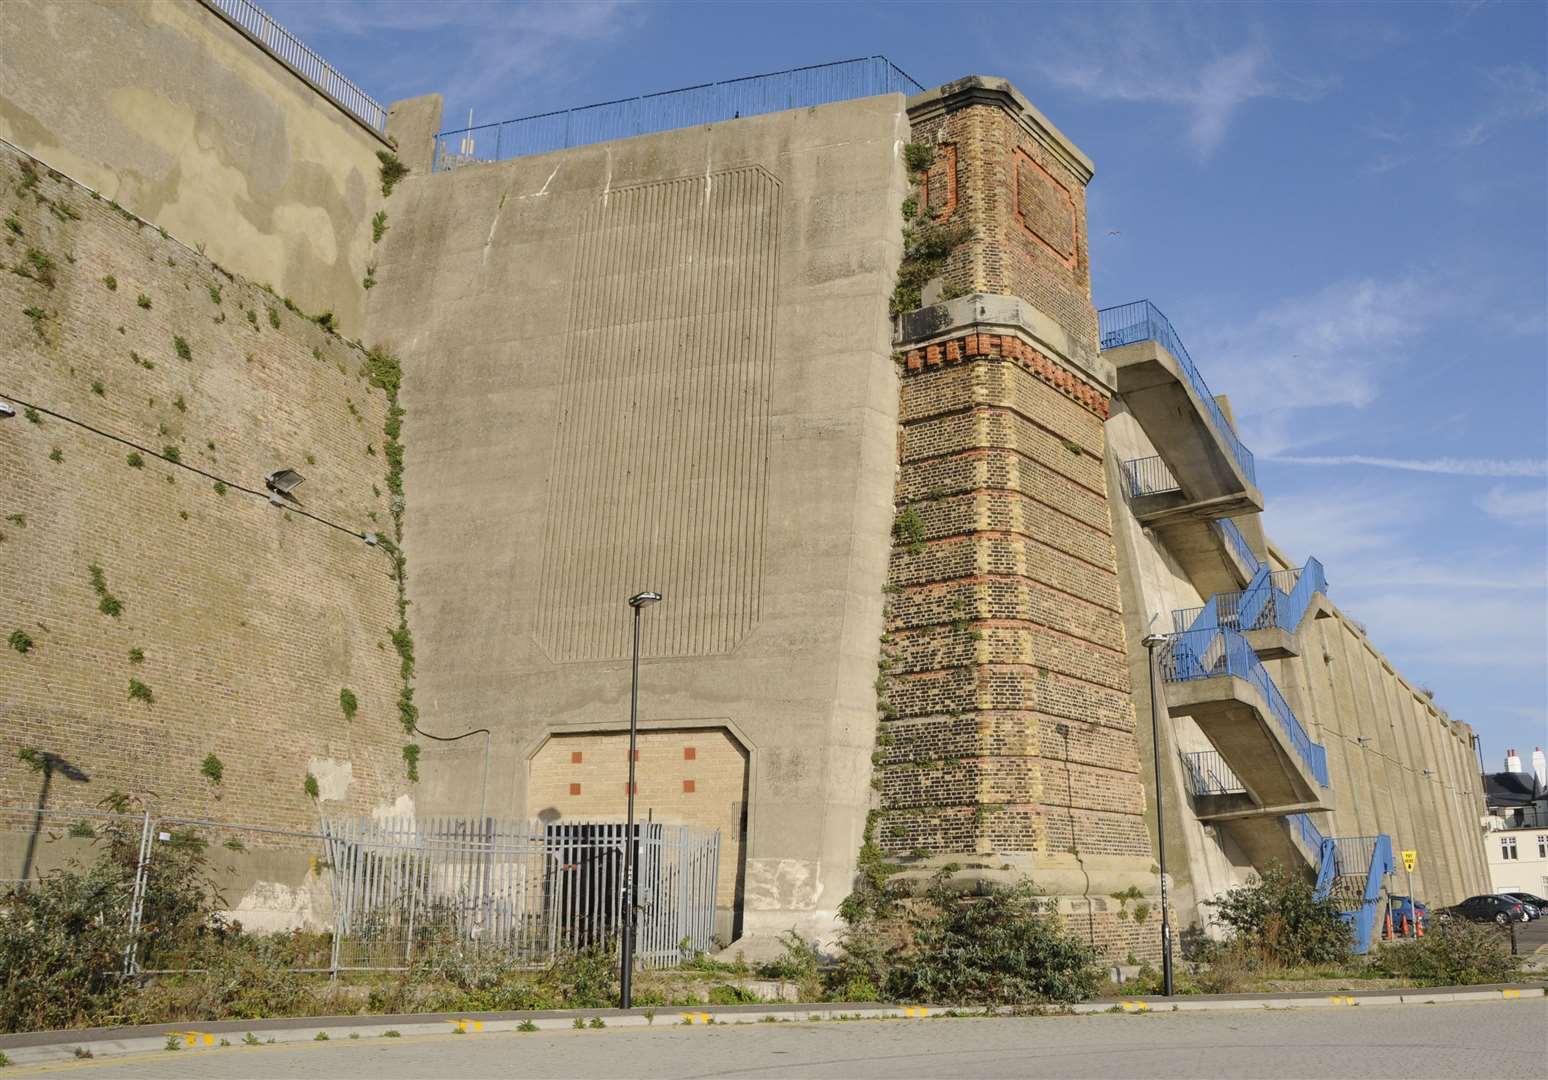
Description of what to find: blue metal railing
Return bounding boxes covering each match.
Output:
[1159,627,1330,787]
[1313,834,1393,955]
[206,0,388,133]
[1098,301,1257,486]
[1120,455,1181,498]
[1180,750,1246,796]
[1173,559,1329,636]
[432,56,925,171]
[1214,518,1261,573]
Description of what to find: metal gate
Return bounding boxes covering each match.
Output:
[322,816,718,971]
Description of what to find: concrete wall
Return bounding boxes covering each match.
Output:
[362,94,911,944]
[0,145,411,844]
[0,0,393,336]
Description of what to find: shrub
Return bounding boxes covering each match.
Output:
[339,688,358,721]
[125,452,143,469]
[200,753,224,784]
[0,795,229,1032]
[371,210,388,244]
[103,274,116,290]
[377,151,410,196]
[1373,920,1519,986]
[892,507,926,554]
[1205,866,1351,967]
[137,293,151,309]
[303,773,320,800]
[836,871,1101,1006]
[8,629,32,654]
[162,445,181,464]
[128,679,154,704]
[754,931,822,999]
[903,142,935,173]
[402,743,420,782]
[173,335,191,361]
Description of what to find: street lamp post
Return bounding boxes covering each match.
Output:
[1141,632,1175,997]
[619,590,661,1010]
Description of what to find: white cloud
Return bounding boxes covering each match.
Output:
[1455,64,1548,148]
[1190,275,1434,436]
[1029,10,1330,158]
[267,0,646,120]
[1269,455,1548,478]
[1477,485,1548,525]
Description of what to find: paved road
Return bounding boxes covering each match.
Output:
[10,1000,1545,1079]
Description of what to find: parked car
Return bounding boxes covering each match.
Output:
[1387,895,1429,932]
[1501,892,1545,919]
[1435,894,1529,925]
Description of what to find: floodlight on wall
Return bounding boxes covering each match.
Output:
[265,468,305,506]
[0,401,15,419]
[362,532,379,546]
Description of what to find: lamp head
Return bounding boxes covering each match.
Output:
[0,401,14,419]
[1141,633,1167,650]
[628,591,662,609]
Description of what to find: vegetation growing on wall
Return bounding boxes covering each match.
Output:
[890,143,973,317]
[363,346,420,780]
[376,152,409,198]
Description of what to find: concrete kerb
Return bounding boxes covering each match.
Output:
[0,985,1542,1068]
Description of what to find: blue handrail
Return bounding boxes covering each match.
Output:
[1098,301,1256,486]
[1316,834,1393,955]
[433,56,925,169]
[1173,559,1328,637]
[1159,627,1330,787]
[1214,518,1261,573]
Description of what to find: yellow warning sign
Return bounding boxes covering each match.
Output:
[1401,850,1417,872]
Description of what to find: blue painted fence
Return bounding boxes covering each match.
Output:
[1098,300,1257,486]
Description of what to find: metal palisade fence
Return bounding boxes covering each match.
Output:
[434,55,925,170]
[322,816,720,972]
[1,803,718,975]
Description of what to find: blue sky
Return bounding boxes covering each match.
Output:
[271,0,1547,767]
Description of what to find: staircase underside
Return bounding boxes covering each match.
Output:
[1166,675,1330,811]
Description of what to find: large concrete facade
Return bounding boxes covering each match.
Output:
[0,2,1493,955]
[363,94,911,941]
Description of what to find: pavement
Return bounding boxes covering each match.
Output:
[2,994,1544,1079]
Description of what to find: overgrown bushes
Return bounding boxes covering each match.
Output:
[1373,920,1519,986]
[833,872,1102,1006]
[1204,866,1351,967]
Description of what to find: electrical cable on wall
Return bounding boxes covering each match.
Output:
[0,391,373,544]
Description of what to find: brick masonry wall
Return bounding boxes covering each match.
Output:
[527,728,748,910]
[908,94,1098,351]
[0,145,409,835]
[877,338,1151,868]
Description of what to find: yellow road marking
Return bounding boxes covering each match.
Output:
[1121,1001,1149,1012]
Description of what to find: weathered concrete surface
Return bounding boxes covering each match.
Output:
[1109,339,1263,521]
[0,0,389,335]
[364,95,911,943]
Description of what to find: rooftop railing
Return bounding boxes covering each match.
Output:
[1173,559,1328,636]
[1180,750,1246,797]
[206,0,387,133]
[1098,301,1256,486]
[1160,626,1330,788]
[432,56,925,171]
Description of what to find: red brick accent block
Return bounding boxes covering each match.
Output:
[571,750,584,764]
[904,333,1111,419]
[683,779,696,793]
[683,747,697,761]
[569,782,582,796]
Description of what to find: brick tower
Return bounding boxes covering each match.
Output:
[878,77,1163,959]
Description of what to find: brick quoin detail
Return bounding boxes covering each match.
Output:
[903,333,1111,419]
